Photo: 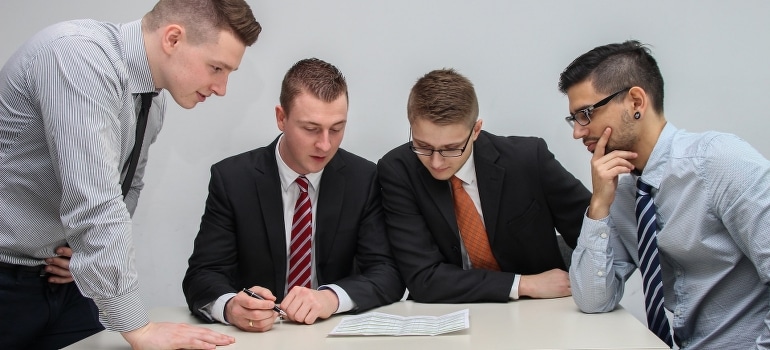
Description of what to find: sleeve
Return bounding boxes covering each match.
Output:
[533,137,592,248]
[325,168,406,312]
[703,134,770,347]
[569,211,637,313]
[182,164,242,322]
[31,36,148,331]
[378,155,514,303]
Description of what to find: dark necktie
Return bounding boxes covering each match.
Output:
[122,93,154,198]
[288,176,312,290]
[450,175,500,270]
[635,179,674,347]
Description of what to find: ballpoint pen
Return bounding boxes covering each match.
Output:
[242,288,287,317]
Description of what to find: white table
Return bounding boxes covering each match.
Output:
[66,297,668,349]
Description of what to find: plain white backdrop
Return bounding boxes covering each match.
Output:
[2,0,769,326]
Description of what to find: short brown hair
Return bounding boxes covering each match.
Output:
[407,68,478,128]
[143,0,261,46]
[279,58,348,116]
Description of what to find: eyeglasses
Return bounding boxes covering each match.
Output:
[565,87,631,128]
[410,128,473,157]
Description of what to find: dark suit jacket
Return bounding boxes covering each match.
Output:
[183,136,405,322]
[377,131,590,303]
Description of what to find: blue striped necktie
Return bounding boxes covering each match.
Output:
[635,179,673,347]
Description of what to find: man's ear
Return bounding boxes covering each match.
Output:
[276,105,287,131]
[160,24,184,54]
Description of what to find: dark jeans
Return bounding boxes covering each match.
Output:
[0,264,104,349]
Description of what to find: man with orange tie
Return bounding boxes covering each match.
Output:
[183,58,404,332]
[378,68,590,303]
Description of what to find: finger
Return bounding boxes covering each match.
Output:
[45,263,72,277]
[56,246,73,258]
[45,256,71,270]
[592,127,612,160]
[248,286,277,301]
[47,275,75,284]
[236,292,277,311]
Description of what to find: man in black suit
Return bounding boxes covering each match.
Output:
[378,68,590,303]
[183,58,404,332]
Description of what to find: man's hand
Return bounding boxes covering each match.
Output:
[588,127,637,220]
[280,287,338,324]
[518,268,571,299]
[122,322,235,350]
[225,286,280,332]
[44,246,74,284]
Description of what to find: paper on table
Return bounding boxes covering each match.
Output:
[328,309,469,336]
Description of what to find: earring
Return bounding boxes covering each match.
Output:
[633,111,641,119]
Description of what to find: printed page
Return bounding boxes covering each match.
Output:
[329,309,469,336]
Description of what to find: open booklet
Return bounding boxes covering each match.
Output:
[328,309,469,336]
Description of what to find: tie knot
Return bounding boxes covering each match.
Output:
[636,178,653,197]
[296,176,309,193]
[450,176,464,191]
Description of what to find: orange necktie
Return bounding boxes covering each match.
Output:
[450,176,500,271]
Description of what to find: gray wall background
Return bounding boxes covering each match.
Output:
[2,0,769,325]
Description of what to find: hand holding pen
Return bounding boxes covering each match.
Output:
[242,287,287,317]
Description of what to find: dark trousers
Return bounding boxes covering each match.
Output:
[0,264,104,349]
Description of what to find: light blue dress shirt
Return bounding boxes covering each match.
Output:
[571,123,770,349]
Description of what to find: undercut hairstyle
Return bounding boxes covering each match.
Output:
[279,58,348,116]
[558,40,665,114]
[143,0,262,46]
[407,68,479,128]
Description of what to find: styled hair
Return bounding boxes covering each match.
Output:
[279,58,348,115]
[407,68,479,128]
[143,0,261,46]
[558,40,664,114]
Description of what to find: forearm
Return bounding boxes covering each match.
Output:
[570,216,632,313]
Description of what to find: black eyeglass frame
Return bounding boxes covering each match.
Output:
[409,128,474,158]
[565,87,631,127]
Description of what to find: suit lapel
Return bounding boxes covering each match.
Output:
[254,137,289,297]
[417,163,459,238]
[473,132,504,244]
[314,153,345,282]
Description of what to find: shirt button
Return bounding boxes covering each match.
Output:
[597,270,604,277]
[600,232,608,239]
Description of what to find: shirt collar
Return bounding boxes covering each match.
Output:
[453,148,477,186]
[120,20,156,94]
[275,134,324,192]
[639,122,678,189]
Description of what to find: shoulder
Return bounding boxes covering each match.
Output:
[476,131,550,163]
[213,145,272,170]
[331,148,376,174]
[672,130,765,168]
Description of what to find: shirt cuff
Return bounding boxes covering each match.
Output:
[204,293,237,324]
[578,214,612,251]
[93,290,149,332]
[509,274,521,300]
[319,284,355,313]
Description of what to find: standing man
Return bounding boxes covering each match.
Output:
[561,40,770,348]
[378,68,590,303]
[0,0,261,349]
[183,58,404,332]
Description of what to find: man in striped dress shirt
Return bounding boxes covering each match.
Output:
[0,0,261,349]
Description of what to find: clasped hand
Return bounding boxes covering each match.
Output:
[226,286,339,332]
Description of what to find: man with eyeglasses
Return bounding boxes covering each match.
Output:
[377,68,590,303]
[560,40,770,349]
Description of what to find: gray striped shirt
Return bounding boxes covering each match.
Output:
[0,19,165,332]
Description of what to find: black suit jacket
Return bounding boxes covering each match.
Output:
[183,136,404,322]
[377,131,590,303]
